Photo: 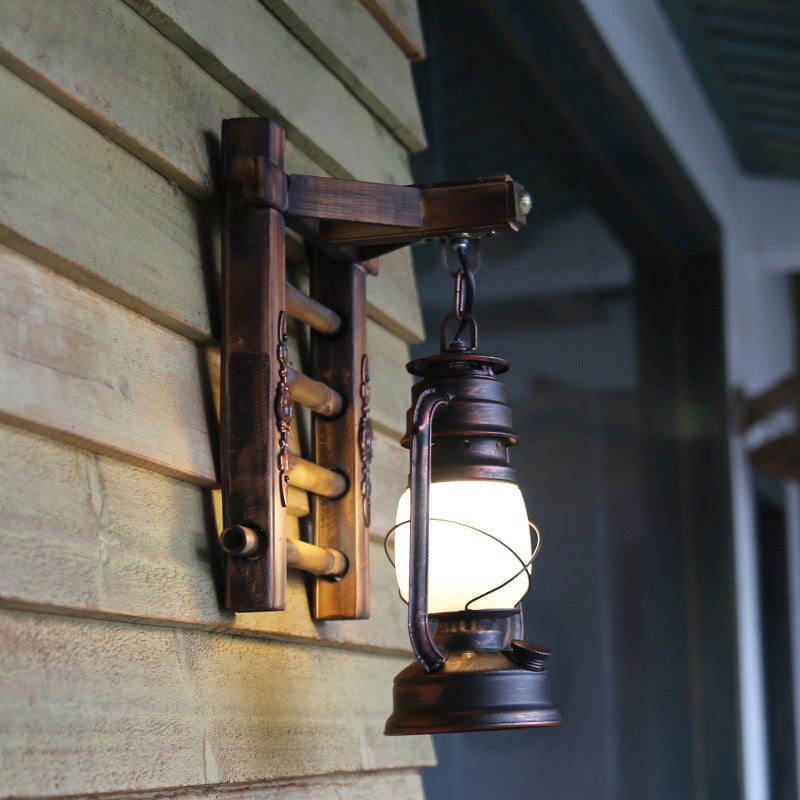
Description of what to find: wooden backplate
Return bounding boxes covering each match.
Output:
[221,117,287,611]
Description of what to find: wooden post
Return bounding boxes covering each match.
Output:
[221,118,287,611]
[311,254,371,620]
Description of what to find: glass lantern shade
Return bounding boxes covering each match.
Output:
[394,479,533,614]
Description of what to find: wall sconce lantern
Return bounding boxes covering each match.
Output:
[383,238,560,735]
[220,118,559,735]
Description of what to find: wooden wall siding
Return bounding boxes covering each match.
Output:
[366,246,424,344]
[0,0,424,189]
[0,422,409,651]
[121,0,413,183]
[43,771,427,800]
[0,246,410,483]
[0,609,432,797]
[259,0,427,152]
[360,0,427,61]
[0,43,424,345]
[0,0,433,797]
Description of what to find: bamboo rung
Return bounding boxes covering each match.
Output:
[218,526,347,578]
[287,486,310,518]
[285,281,341,336]
[288,453,347,499]
[287,538,348,578]
[288,368,343,417]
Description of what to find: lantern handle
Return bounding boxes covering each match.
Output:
[407,386,449,673]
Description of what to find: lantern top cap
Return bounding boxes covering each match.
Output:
[406,350,510,377]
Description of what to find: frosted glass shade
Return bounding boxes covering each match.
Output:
[394,480,533,614]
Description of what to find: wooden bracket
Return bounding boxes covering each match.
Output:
[286,174,527,263]
[219,117,529,617]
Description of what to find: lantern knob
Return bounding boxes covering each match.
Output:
[510,640,551,672]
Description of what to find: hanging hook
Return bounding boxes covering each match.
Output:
[439,235,481,277]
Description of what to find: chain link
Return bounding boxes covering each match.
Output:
[439,236,480,348]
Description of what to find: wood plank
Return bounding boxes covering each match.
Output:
[0,64,424,345]
[287,174,423,226]
[204,346,326,480]
[367,247,425,343]
[360,0,427,61]
[0,64,216,342]
[0,245,409,632]
[0,423,410,651]
[0,245,217,484]
[0,0,322,197]
[161,771,427,800]
[371,428,410,543]
[122,0,413,183]
[0,248,408,490]
[319,175,527,254]
[367,317,414,437]
[28,771,426,800]
[260,0,426,151]
[0,609,434,798]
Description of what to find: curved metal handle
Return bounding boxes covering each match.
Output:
[407,387,449,673]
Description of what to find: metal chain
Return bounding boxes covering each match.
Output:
[439,236,479,346]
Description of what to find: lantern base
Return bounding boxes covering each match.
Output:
[384,648,562,735]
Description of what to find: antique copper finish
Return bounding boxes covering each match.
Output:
[386,345,561,734]
[276,310,292,508]
[403,351,518,484]
[405,386,449,673]
[384,643,561,735]
[358,355,374,528]
[386,614,559,736]
[385,249,560,734]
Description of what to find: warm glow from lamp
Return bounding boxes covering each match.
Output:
[394,480,533,613]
